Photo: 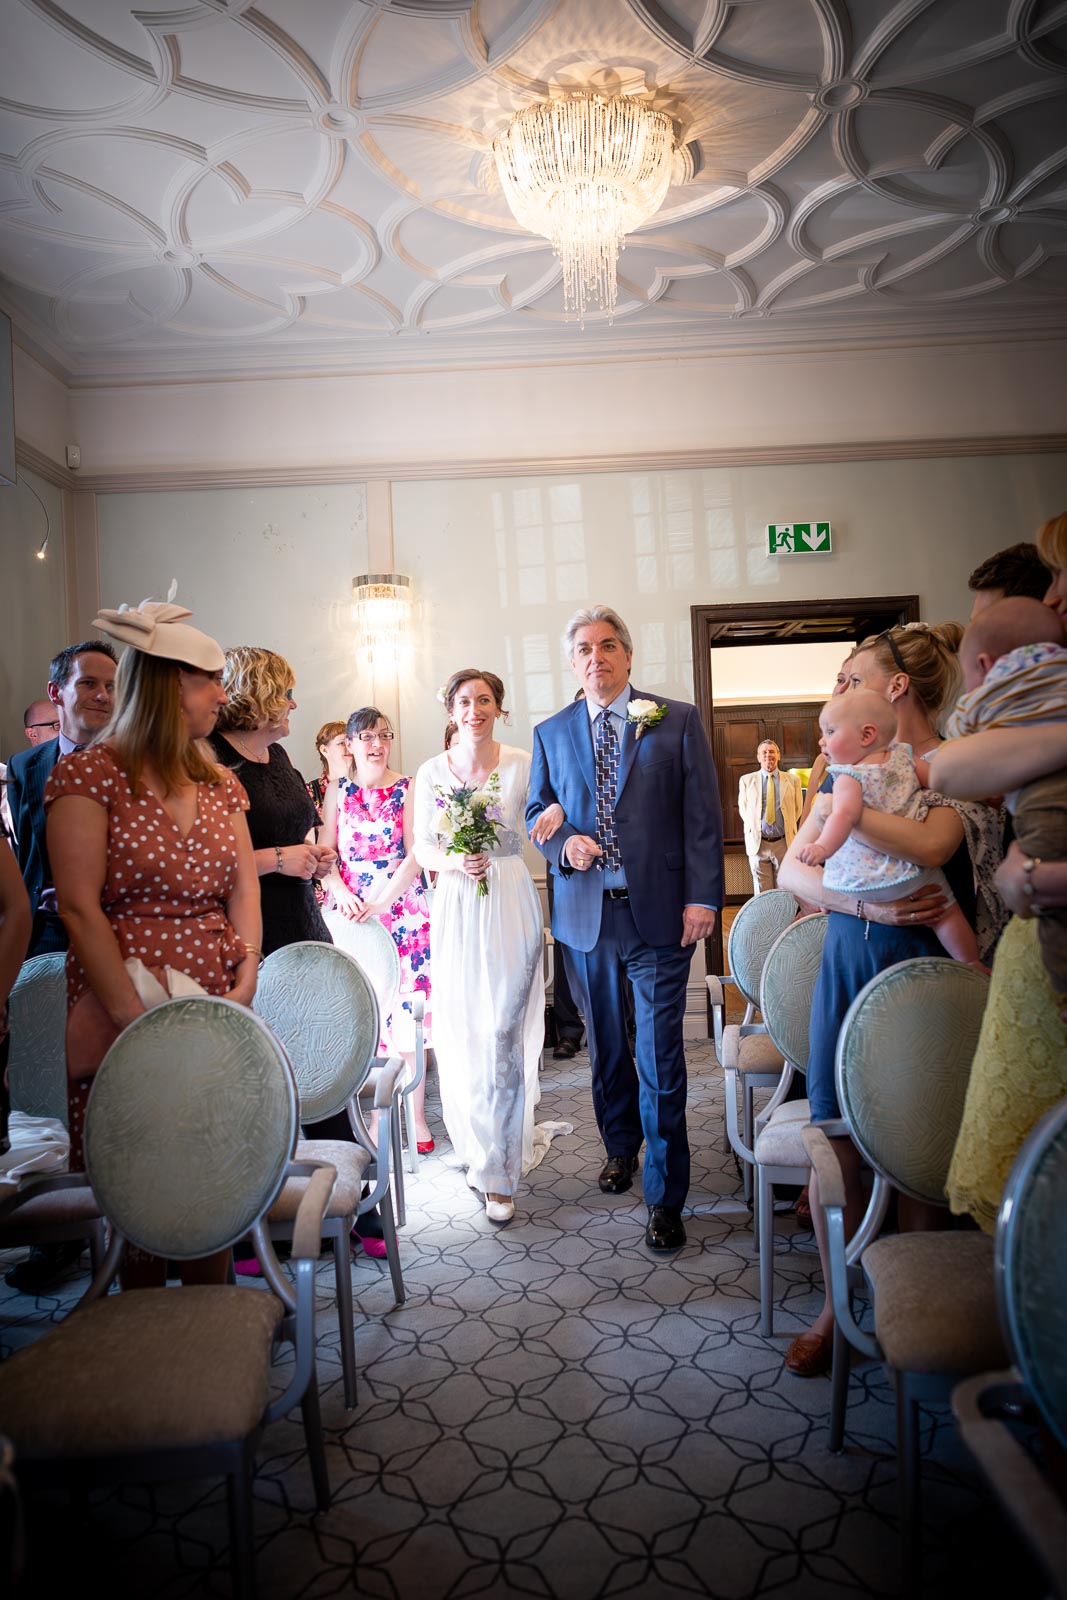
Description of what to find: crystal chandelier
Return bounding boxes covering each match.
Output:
[493,93,675,326]
[352,573,412,664]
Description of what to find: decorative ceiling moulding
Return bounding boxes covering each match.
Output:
[53,434,1067,496]
[0,1,1065,385]
[14,438,79,491]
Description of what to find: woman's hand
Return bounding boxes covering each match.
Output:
[461,853,490,882]
[530,803,565,845]
[277,844,320,880]
[354,898,391,923]
[310,844,337,875]
[861,883,949,928]
[227,958,258,1008]
[331,879,365,921]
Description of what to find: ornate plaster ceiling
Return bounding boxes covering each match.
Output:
[1,0,1066,381]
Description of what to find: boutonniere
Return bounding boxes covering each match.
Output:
[627,698,667,740]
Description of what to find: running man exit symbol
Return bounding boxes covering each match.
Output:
[767,522,832,554]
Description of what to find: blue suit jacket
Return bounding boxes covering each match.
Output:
[527,693,724,953]
[7,738,60,923]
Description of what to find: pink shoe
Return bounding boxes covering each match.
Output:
[362,1237,388,1259]
[233,1256,262,1277]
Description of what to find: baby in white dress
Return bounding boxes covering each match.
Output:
[797,689,982,965]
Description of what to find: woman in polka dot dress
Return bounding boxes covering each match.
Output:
[45,597,261,1288]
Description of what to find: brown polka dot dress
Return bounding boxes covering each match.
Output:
[44,745,250,1170]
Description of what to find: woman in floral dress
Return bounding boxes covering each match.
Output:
[318,707,433,1149]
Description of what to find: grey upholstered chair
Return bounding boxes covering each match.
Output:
[952,1096,1067,1595]
[322,910,425,1184]
[0,996,335,1600]
[708,889,799,1207]
[802,958,1006,1589]
[749,912,827,1334]
[0,954,105,1277]
[254,941,406,1406]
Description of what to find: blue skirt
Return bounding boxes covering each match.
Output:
[807,911,941,1122]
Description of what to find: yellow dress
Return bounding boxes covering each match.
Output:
[947,916,1067,1234]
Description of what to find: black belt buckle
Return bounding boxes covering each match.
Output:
[604,887,630,901]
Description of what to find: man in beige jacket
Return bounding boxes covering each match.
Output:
[738,740,803,895]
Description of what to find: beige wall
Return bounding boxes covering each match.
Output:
[0,466,66,760]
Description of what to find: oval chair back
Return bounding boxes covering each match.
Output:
[758,913,828,1074]
[835,958,990,1205]
[996,1097,1067,1455]
[84,996,298,1260]
[254,941,380,1122]
[321,913,400,1035]
[8,953,68,1122]
[727,889,799,1009]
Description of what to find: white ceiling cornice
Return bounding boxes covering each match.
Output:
[0,0,1065,385]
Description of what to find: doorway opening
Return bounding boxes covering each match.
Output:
[691,594,920,987]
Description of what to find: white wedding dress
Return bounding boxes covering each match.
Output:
[414,745,547,1196]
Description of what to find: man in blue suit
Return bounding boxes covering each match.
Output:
[528,606,723,1251]
[4,639,116,1293]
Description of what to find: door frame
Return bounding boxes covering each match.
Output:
[690,594,921,996]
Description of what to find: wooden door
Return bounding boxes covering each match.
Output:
[715,702,823,846]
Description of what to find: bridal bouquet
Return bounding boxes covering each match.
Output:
[433,772,504,898]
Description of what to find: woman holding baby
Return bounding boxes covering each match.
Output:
[777,619,1002,1375]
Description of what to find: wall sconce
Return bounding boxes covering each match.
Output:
[352,573,412,663]
[16,470,50,559]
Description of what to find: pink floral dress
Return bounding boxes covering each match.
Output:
[335,776,432,1053]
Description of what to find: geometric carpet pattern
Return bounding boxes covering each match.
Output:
[1,1045,1039,1598]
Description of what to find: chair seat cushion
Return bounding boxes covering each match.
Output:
[0,1285,284,1459]
[737,1034,786,1077]
[863,1231,1007,1375]
[268,1139,370,1223]
[0,1186,102,1234]
[754,1103,811,1167]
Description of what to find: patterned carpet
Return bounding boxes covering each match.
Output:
[0,1045,1038,1599]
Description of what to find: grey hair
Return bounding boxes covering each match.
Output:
[562,605,633,659]
[757,739,780,755]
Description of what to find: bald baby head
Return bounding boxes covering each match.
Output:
[961,596,1066,691]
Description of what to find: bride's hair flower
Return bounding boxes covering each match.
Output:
[435,685,447,706]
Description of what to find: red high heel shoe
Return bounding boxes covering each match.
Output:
[416,1137,435,1155]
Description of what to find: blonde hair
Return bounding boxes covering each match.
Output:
[216,646,294,732]
[853,622,964,720]
[103,652,222,796]
[314,719,346,776]
[1036,511,1067,576]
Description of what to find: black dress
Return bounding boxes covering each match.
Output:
[209,733,331,955]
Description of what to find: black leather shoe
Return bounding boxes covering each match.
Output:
[553,1037,580,1060]
[645,1206,686,1252]
[4,1240,85,1294]
[598,1154,640,1194]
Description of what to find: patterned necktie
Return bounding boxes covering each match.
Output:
[765,773,776,826]
[594,710,622,872]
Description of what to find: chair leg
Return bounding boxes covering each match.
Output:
[88,1219,106,1277]
[380,1188,405,1306]
[759,1165,775,1336]
[391,1112,407,1229]
[332,1229,357,1410]
[829,1319,850,1453]
[895,1369,922,1595]
[300,1369,332,1513]
[403,1090,420,1176]
[742,1083,754,1206]
[227,1453,257,1600]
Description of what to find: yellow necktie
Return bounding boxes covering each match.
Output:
[765,775,776,826]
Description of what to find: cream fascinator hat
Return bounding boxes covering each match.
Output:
[93,580,224,673]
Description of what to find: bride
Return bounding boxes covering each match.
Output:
[414,669,545,1223]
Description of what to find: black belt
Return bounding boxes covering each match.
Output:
[604,888,630,901]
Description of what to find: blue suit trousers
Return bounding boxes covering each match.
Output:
[563,894,691,1210]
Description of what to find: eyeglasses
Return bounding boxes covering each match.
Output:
[354,730,394,745]
[28,719,61,732]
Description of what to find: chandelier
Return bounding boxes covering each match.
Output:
[493,93,675,326]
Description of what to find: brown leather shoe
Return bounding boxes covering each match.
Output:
[785,1331,833,1377]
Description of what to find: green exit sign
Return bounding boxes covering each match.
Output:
[768,522,832,554]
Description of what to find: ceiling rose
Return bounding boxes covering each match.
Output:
[493,93,675,327]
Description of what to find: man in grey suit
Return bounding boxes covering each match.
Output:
[4,639,116,1293]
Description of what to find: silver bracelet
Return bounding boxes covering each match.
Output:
[1022,855,1043,916]
[275,846,284,875]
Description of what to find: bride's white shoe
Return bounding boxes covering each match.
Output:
[485,1196,515,1223]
